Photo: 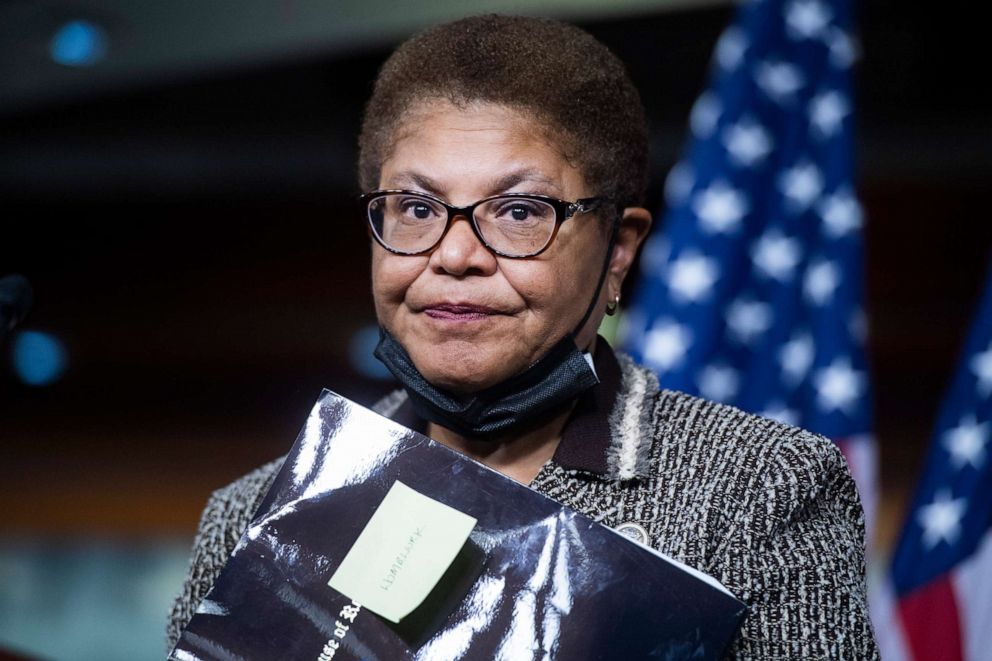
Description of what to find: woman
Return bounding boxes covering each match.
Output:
[168,15,878,658]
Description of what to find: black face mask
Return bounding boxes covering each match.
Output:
[373,328,599,438]
[373,211,620,439]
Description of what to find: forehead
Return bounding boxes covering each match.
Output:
[380,100,587,198]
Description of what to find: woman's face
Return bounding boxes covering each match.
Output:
[371,101,641,393]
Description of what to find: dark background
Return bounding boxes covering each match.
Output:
[1,0,989,556]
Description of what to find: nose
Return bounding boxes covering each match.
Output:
[428,214,498,277]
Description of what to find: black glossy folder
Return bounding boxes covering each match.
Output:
[171,390,746,660]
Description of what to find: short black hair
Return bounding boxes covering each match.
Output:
[358,14,649,209]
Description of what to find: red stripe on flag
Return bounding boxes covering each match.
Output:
[898,576,963,661]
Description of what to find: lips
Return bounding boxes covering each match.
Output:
[422,302,501,320]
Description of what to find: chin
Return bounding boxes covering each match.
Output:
[421,366,500,394]
[416,351,519,395]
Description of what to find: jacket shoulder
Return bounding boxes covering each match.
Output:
[608,353,848,491]
[651,390,876,658]
[655,388,858,526]
[166,457,284,650]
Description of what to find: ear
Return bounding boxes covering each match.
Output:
[606,206,652,300]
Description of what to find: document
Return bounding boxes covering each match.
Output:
[170,390,746,660]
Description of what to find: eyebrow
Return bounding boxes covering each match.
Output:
[386,168,564,198]
[387,171,445,196]
[486,169,563,197]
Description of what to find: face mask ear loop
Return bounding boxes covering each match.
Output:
[571,208,623,339]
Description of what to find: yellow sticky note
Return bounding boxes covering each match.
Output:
[328,481,477,623]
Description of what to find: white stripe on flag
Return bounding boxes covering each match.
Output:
[868,567,910,661]
[952,529,992,661]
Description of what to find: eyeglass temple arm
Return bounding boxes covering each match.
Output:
[566,197,610,219]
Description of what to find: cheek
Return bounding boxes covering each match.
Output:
[507,238,605,319]
[371,252,424,311]
[501,261,568,312]
[525,234,596,298]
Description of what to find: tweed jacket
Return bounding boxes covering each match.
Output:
[167,348,878,659]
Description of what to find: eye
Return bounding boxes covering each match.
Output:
[397,197,440,221]
[494,200,548,223]
[411,204,432,219]
[509,205,531,221]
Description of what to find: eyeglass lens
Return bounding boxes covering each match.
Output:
[367,193,558,257]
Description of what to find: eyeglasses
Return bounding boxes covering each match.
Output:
[361,189,610,258]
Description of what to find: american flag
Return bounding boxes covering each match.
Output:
[621,0,877,526]
[876,268,992,661]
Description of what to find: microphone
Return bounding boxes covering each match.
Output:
[0,274,33,339]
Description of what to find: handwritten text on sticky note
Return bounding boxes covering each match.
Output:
[328,480,477,623]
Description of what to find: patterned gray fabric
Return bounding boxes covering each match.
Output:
[167,356,878,659]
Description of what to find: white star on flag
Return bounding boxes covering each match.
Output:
[691,180,749,234]
[809,90,850,138]
[826,26,858,69]
[813,358,866,413]
[668,252,720,303]
[759,402,800,427]
[752,230,802,282]
[942,415,989,469]
[754,60,805,104]
[969,343,992,397]
[780,332,815,385]
[722,118,774,167]
[726,298,773,345]
[690,92,722,139]
[917,489,968,550]
[784,0,833,40]
[698,364,740,402]
[818,189,863,237]
[778,161,824,211]
[643,320,692,371]
[715,26,748,71]
[804,259,840,305]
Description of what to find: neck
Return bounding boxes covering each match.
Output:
[427,403,573,485]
